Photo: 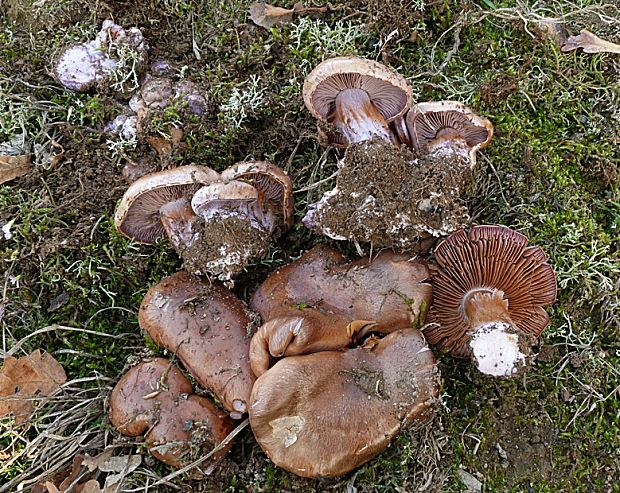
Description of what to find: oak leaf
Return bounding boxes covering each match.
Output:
[0,349,67,424]
[0,154,32,185]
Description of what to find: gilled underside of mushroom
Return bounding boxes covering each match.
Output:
[312,70,409,146]
[428,225,557,377]
[330,88,395,145]
[408,110,490,158]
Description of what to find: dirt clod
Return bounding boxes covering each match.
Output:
[304,139,471,249]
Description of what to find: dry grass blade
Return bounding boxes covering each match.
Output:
[561,29,620,54]
[0,375,111,493]
[249,3,294,28]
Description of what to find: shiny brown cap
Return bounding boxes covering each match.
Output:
[138,271,256,417]
[249,329,439,478]
[249,245,432,374]
[405,101,493,165]
[109,358,234,468]
[303,56,413,124]
[427,225,557,357]
[221,161,295,230]
[114,165,219,243]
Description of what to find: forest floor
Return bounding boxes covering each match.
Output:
[1,0,619,492]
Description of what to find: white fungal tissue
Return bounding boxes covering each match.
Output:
[469,322,526,377]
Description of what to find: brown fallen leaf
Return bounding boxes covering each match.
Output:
[561,29,620,54]
[0,349,67,424]
[249,3,294,27]
[249,2,329,28]
[0,154,32,185]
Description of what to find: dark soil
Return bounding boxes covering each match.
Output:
[305,138,471,250]
[177,214,272,281]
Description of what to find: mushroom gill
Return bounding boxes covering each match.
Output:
[427,225,557,376]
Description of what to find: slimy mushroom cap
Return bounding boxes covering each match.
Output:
[138,271,256,417]
[249,329,439,478]
[109,358,234,468]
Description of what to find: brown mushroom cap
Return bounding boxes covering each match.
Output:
[426,225,557,358]
[303,56,413,123]
[221,161,295,230]
[249,245,432,375]
[109,358,234,468]
[138,271,256,417]
[405,101,493,165]
[249,329,439,478]
[115,165,219,243]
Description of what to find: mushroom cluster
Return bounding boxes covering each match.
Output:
[115,161,293,280]
[109,358,234,469]
[103,52,557,482]
[302,56,493,250]
[246,245,440,477]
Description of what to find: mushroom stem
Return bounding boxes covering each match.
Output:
[159,197,199,250]
[463,289,530,377]
[462,288,512,327]
[332,89,395,145]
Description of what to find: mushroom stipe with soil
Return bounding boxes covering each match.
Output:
[114,161,293,280]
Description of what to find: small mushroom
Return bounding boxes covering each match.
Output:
[139,271,256,417]
[54,20,148,94]
[249,245,432,376]
[109,358,234,468]
[249,329,439,478]
[427,225,557,376]
[303,56,413,147]
[405,101,493,165]
[221,161,294,231]
[114,165,219,246]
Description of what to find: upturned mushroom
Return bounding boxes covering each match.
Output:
[182,161,294,279]
[109,358,234,468]
[249,329,439,478]
[249,244,432,376]
[426,225,557,377]
[139,271,256,417]
[115,162,293,279]
[303,56,413,147]
[114,165,218,246]
[404,101,493,165]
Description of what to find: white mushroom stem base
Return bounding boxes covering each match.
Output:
[333,89,395,145]
[469,322,529,377]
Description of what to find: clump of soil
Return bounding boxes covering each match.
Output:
[303,139,472,250]
[176,213,271,281]
[340,366,388,400]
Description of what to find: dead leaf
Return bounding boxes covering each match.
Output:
[561,29,620,54]
[78,480,104,493]
[0,349,67,424]
[82,450,141,474]
[0,154,32,185]
[145,135,172,159]
[249,2,294,28]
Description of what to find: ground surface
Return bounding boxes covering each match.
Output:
[1,0,619,492]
